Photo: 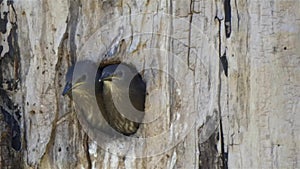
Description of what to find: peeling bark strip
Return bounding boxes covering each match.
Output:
[224,0,231,38]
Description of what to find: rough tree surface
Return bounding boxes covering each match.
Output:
[0,0,299,169]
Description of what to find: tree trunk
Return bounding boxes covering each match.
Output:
[0,0,299,168]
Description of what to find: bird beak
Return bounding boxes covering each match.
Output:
[62,82,72,96]
[99,76,112,82]
[99,75,118,82]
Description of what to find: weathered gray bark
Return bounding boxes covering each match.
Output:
[0,0,299,169]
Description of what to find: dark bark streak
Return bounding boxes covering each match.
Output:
[0,12,8,34]
[9,24,20,82]
[234,0,240,31]
[215,16,228,169]
[0,93,21,151]
[224,0,231,38]
[68,0,81,64]
[220,51,228,77]
[187,0,193,70]
[198,115,220,168]
[84,134,92,169]
[168,0,174,127]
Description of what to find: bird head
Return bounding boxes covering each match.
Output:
[99,64,128,84]
[62,60,98,97]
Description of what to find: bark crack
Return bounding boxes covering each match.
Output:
[215,16,228,169]
[224,0,232,38]
[84,134,92,169]
[234,0,240,31]
[167,0,175,129]
[187,0,194,70]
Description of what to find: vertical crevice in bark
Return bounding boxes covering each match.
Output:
[168,0,174,127]
[234,0,240,31]
[84,134,92,169]
[68,0,81,64]
[224,0,231,38]
[187,0,194,70]
[215,15,228,169]
[198,124,220,168]
[220,51,228,77]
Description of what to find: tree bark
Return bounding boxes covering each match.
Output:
[0,0,299,168]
